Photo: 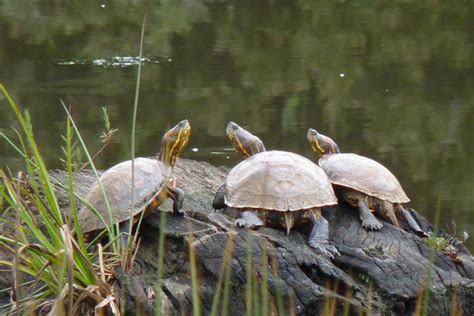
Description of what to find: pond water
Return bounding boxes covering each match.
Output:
[0,1,473,251]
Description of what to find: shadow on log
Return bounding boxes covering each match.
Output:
[3,158,473,315]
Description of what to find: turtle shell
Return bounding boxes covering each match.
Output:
[78,157,171,233]
[319,153,409,203]
[225,150,337,211]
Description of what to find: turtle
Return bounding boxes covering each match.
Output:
[306,128,426,237]
[78,119,191,243]
[212,122,339,257]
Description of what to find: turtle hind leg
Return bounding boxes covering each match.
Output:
[357,199,383,231]
[308,210,340,259]
[399,206,429,238]
[119,220,133,250]
[166,178,185,216]
[378,200,400,228]
[235,211,263,229]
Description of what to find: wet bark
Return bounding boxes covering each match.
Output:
[3,158,474,315]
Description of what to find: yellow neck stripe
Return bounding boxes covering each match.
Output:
[315,139,325,154]
[234,132,249,157]
[169,128,183,159]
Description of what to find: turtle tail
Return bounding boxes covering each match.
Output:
[284,212,295,235]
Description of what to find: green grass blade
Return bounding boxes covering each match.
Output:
[0,85,62,226]
[209,233,235,316]
[126,12,147,257]
[245,233,253,316]
[261,239,269,316]
[63,117,97,284]
[0,85,120,312]
[60,101,119,251]
[253,267,260,316]
[221,253,232,316]
[0,174,53,250]
[65,116,87,253]
[154,209,167,316]
[421,196,443,315]
[188,221,201,316]
[271,256,285,316]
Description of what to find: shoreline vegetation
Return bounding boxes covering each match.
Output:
[0,84,473,315]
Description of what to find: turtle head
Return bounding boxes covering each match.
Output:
[226,122,266,158]
[307,128,340,157]
[158,119,191,166]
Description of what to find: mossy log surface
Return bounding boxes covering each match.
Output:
[2,158,474,315]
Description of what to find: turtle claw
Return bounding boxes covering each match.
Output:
[357,200,383,231]
[415,230,429,238]
[169,184,185,216]
[235,211,263,229]
[173,208,185,216]
[310,243,340,259]
[234,218,247,228]
[362,219,383,231]
[235,218,257,229]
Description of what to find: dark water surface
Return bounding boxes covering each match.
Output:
[0,1,473,251]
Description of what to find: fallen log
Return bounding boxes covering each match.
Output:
[3,158,474,315]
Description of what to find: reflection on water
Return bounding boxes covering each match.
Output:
[57,56,170,67]
[0,0,473,251]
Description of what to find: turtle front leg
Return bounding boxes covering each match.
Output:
[166,178,185,216]
[212,184,226,210]
[308,209,340,259]
[398,206,428,238]
[357,199,383,231]
[235,211,263,229]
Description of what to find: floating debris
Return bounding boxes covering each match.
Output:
[57,56,172,68]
